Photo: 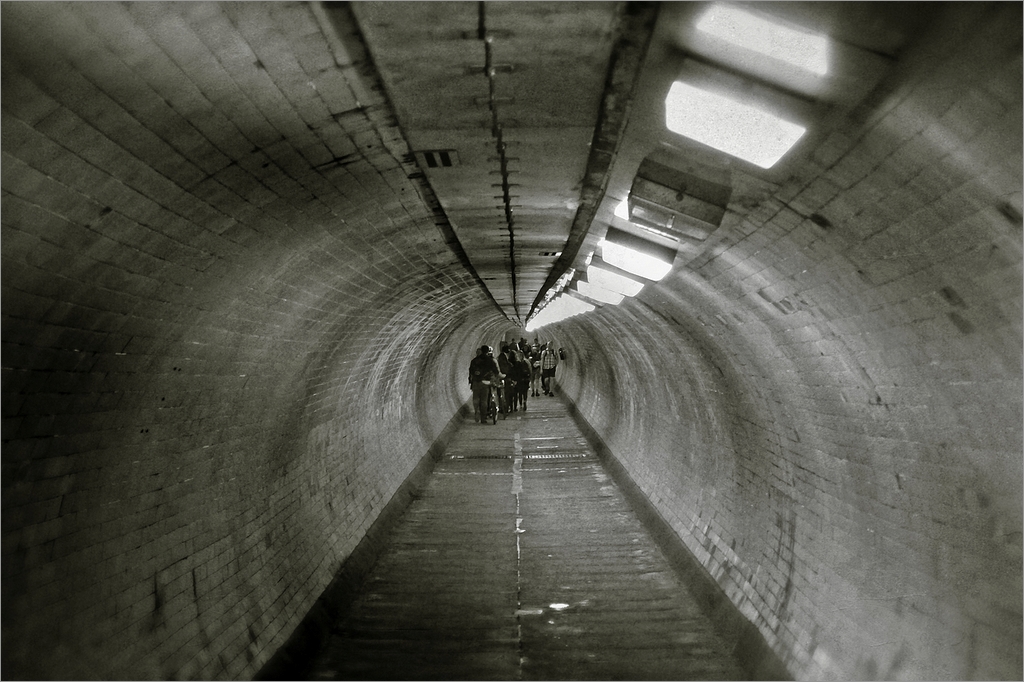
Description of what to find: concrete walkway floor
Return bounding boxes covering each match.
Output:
[307,395,746,680]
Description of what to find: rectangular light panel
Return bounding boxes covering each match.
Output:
[587,265,644,297]
[696,4,828,76]
[665,81,806,169]
[526,294,594,332]
[601,240,673,281]
[576,281,624,306]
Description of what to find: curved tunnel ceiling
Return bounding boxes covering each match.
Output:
[1,2,1022,680]
[339,1,656,325]
[326,1,950,330]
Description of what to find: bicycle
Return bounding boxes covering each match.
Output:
[482,379,500,424]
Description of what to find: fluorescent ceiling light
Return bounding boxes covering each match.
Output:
[576,281,624,306]
[665,81,806,169]
[563,295,594,315]
[614,198,631,221]
[587,265,644,297]
[601,227,676,281]
[561,294,595,315]
[526,295,594,332]
[696,4,828,76]
[601,239,673,281]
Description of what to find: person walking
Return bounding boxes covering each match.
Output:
[497,344,515,414]
[530,344,543,397]
[514,349,532,411]
[468,345,501,424]
[540,343,559,395]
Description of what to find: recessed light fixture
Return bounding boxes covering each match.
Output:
[614,198,631,221]
[665,81,806,169]
[587,265,644,297]
[601,228,676,281]
[696,4,828,76]
[602,240,673,280]
[576,281,625,306]
[526,295,594,331]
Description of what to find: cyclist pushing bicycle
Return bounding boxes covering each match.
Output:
[468,345,503,425]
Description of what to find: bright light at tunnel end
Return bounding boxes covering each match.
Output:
[665,81,806,169]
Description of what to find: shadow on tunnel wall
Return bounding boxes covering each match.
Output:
[549,228,1022,679]
[1,1,1021,681]
[532,4,1023,678]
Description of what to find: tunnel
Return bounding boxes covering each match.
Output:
[2,1,1022,679]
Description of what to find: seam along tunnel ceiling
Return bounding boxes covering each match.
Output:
[1,2,1021,681]
[345,1,653,325]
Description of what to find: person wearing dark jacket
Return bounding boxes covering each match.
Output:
[469,345,501,423]
[497,344,516,413]
[514,349,532,411]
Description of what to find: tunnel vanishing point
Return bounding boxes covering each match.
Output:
[1,2,1022,680]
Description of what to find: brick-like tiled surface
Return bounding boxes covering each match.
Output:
[1,3,504,678]
[308,399,747,681]
[551,5,1022,679]
[2,2,1021,681]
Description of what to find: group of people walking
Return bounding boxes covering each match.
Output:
[468,339,562,424]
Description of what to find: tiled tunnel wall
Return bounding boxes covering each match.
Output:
[1,2,1021,681]
[555,5,1023,679]
[1,2,504,677]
